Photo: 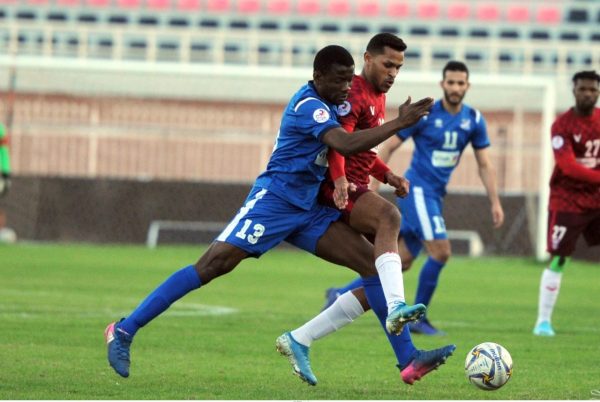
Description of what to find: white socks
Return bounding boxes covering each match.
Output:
[375,252,405,314]
[290,291,365,347]
[536,268,562,325]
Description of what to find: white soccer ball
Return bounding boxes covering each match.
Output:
[464,342,513,391]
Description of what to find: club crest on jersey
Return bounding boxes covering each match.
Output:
[435,119,443,128]
[313,108,330,123]
[460,119,471,131]
[337,101,351,117]
[551,135,564,149]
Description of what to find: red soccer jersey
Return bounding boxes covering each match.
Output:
[327,74,388,186]
[549,107,600,213]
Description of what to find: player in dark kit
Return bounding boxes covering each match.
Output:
[278,34,455,386]
[104,45,435,382]
[533,70,600,337]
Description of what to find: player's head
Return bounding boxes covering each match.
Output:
[571,70,600,115]
[362,33,407,94]
[313,45,355,105]
[441,61,470,107]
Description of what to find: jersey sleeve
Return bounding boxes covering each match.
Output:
[551,120,600,183]
[327,149,346,181]
[295,98,341,141]
[369,157,391,183]
[338,92,364,133]
[471,109,491,149]
[397,117,422,140]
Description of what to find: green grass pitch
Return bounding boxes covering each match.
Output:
[1,243,599,399]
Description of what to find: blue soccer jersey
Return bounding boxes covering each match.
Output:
[254,82,341,210]
[398,99,490,196]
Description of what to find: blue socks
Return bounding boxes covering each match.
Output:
[362,275,417,368]
[414,257,445,307]
[338,277,364,295]
[118,265,202,336]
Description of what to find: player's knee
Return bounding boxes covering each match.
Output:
[431,248,451,263]
[549,255,569,273]
[379,204,401,229]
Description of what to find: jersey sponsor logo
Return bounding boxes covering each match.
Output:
[576,157,598,168]
[460,118,471,131]
[551,135,564,150]
[337,101,351,117]
[313,108,330,123]
[314,147,329,167]
[573,133,582,143]
[431,150,460,167]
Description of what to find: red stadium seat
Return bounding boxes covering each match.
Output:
[447,2,470,20]
[297,0,320,15]
[506,5,530,22]
[327,0,351,17]
[206,0,230,12]
[417,2,439,19]
[56,0,80,5]
[238,0,260,13]
[536,6,561,24]
[176,0,200,10]
[85,0,111,7]
[356,0,379,17]
[387,0,409,18]
[266,0,290,14]
[476,3,499,21]
[27,0,50,5]
[146,0,170,9]
[117,0,141,8]
[0,0,17,4]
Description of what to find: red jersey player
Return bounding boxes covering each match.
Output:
[279,33,455,387]
[534,70,600,337]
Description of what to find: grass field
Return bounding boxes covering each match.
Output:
[1,243,599,400]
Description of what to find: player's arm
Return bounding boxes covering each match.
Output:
[474,147,504,228]
[369,135,405,191]
[0,124,11,197]
[321,96,433,156]
[553,138,600,183]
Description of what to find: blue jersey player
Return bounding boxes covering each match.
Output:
[104,45,435,383]
[323,61,504,336]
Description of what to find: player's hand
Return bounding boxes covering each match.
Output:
[491,202,504,228]
[397,96,434,128]
[0,173,10,197]
[332,176,356,209]
[384,172,410,198]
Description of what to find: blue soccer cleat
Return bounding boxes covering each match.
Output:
[386,302,427,335]
[533,321,555,336]
[275,332,317,386]
[400,344,456,385]
[320,288,341,312]
[104,319,133,378]
[408,318,446,336]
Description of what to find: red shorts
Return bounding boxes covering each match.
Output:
[319,182,371,224]
[546,209,600,256]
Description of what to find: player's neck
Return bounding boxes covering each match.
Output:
[573,106,594,117]
[442,99,462,115]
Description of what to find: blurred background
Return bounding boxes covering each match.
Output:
[0,0,598,261]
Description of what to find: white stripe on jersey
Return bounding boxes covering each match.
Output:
[217,188,267,241]
[294,97,330,112]
[475,109,481,124]
[413,186,434,240]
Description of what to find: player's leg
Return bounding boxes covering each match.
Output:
[534,210,595,336]
[105,187,293,377]
[347,191,426,334]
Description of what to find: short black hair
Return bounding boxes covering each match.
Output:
[572,70,600,84]
[366,32,407,55]
[313,45,354,74]
[443,60,469,79]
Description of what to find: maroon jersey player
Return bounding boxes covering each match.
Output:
[533,70,600,337]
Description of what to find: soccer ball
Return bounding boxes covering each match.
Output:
[464,342,513,390]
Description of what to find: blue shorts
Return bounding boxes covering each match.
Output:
[397,184,447,258]
[216,185,341,257]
